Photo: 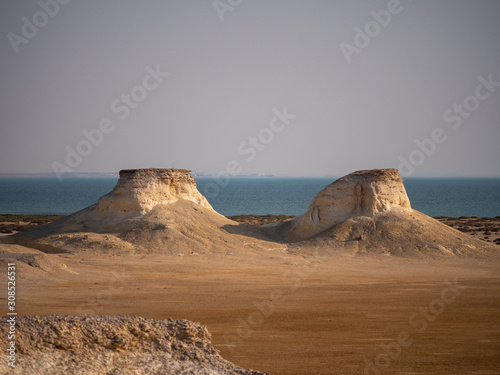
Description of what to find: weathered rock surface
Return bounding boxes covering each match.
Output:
[96,169,214,216]
[0,315,267,375]
[288,169,411,242]
[279,169,498,258]
[6,169,272,255]
[5,167,497,259]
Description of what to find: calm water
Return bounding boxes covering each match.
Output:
[0,177,499,218]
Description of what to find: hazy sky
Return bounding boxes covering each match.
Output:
[1,0,499,177]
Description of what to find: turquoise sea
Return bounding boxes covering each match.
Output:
[0,177,499,218]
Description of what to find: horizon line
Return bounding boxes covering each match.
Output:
[1,172,500,179]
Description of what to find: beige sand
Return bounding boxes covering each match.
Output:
[3,243,499,374]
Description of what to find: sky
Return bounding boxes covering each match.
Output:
[0,0,499,177]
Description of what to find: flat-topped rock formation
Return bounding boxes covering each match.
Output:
[289,169,411,242]
[7,169,271,255]
[279,169,497,258]
[96,169,214,216]
[0,315,267,374]
[4,167,497,259]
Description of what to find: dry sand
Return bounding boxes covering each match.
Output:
[2,243,499,374]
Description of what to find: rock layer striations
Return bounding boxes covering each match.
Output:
[96,169,214,216]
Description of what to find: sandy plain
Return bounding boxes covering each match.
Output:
[5,244,499,375]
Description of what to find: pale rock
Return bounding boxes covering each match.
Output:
[288,169,411,241]
[7,168,274,255]
[96,169,214,216]
[0,315,267,374]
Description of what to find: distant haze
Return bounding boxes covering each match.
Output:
[1,0,499,177]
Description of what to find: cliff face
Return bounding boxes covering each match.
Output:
[96,169,213,216]
[289,169,411,242]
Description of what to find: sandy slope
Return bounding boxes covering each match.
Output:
[277,209,498,259]
[5,199,280,255]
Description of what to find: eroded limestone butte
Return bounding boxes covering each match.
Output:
[96,168,214,216]
[289,169,411,241]
[7,168,271,255]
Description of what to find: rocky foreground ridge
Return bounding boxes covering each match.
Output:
[0,315,266,374]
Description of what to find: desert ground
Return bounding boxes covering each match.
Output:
[1,241,499,374]
[1,169,499,374]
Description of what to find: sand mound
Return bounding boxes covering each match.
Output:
[7,169,271,255]
[278,169,498,258]
[0,244,75,277]
[0,315,267,374]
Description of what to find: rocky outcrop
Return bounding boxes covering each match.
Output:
[8,168,273,255]
[7,167,496,258]
[281,169,497,258]
[96,169,214,216]
[289,169,411,242]
[0,315,267,374]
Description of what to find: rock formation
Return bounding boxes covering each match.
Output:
[281,169,497,258]
[7,169,270,255]
[0,315,267,374]
[288,169,411,242]
[96,169,214,216]
[5,167,497,258]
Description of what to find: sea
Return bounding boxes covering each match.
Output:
[0,177,499,218]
